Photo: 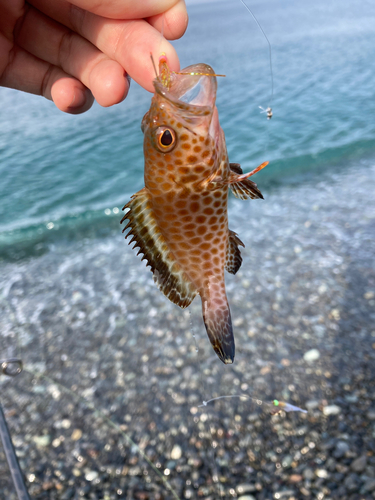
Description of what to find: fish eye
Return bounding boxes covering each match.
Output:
[155,127,176,152]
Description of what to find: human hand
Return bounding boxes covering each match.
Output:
[0,0,188,114]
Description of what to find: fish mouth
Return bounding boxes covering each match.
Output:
[153,63,218,119]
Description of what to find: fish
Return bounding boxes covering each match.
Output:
[121,55,268,364]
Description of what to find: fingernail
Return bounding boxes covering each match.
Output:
[69,88,87,109]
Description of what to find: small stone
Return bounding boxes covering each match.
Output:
[350,455,367,472]
[323,404,341,416]
[71,429,82,441]
[237,484,256,494]
[364,291,374,300]
[281,455,293,468]
[305,399,319,411]
[85,470,98,482]
[170,444,182,460]
[343,472,359,491]
[33,435,51,447]
[318,284,327,294]
[61,419,71,429]
[303,349,320,362]
[363,478,375,492]
[274,490,296,498]
[315,468,329,478]
[345,394,358,403]
[238,496,256,500]
[289,474,303,482]
[303,468,314,480]
[234,317,244,327]
[366,410,375,420]
[330,308,340,320]
[333,441,349,458]
[128,466,141,476]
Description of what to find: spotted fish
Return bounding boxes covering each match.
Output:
[121,58,268,364]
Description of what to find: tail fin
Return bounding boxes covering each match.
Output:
[202,298,235,364]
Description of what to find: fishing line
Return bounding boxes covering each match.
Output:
[239,0,274,117]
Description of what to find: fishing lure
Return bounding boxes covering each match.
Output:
[199,395,307,415]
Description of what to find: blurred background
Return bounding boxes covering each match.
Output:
[1,0,375,498]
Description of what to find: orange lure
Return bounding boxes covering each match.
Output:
[121,55,268,364]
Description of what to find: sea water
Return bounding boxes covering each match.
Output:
[1,0,375,261]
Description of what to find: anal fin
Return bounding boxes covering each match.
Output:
[225,230,245,275]
[121,188,197,308]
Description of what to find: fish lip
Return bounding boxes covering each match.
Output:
[153,63,218,117]
[153,80,213,118]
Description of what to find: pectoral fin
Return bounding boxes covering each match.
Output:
[121,188,197,308]
[225,230,245,275]
[228,162,268,200]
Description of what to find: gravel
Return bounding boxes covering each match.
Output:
[0,163,375,499]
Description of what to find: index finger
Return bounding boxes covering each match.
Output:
[67,0,183,20]
[31,0,181,92]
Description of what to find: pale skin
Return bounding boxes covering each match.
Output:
[0,0,188,114]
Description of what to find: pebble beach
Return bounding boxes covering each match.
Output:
[1,161,374,500]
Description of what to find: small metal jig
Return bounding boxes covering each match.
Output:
[0,358,23,377]
[259,106,273,119]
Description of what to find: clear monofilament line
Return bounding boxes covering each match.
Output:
[239,0,274,106]
[199,394,250,407]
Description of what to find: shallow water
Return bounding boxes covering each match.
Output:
[1,0,375,260]
[1,0,375,498]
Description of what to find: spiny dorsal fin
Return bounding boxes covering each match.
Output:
[225,230,245,275]
[229,163,243,174]
[229,162,266,200]
[121,188,197,308]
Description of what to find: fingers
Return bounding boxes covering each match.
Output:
[67,0,184,21]
[15,6,129,107]
[31,0,183,92]
[0,45,94,113]
[147,0,188,41]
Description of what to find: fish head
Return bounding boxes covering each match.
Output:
[142,64,225,188]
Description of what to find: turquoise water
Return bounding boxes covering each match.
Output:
[1,0,375,261]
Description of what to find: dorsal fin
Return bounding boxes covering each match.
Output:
[229,163,264,200]
[121,188,197,308]
[225,230,245,275]
[229,163,243,174]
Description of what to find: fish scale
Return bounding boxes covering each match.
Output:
[121,59,268,364]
